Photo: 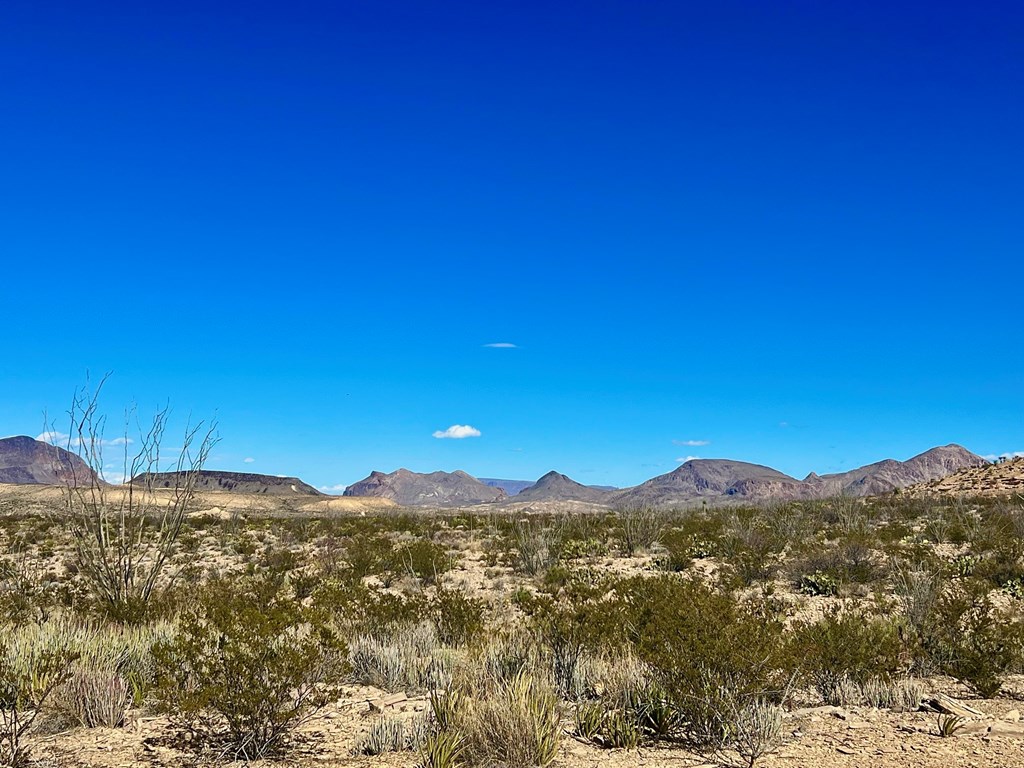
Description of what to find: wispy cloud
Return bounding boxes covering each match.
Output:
[432,424,481,439]
[673,439,710,447]
[676,456,702,463]
[483,342,517,348]
[319,483,348,492]
[37,431,134,448]
[243,457,255,464]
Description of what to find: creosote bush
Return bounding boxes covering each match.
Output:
[791,608,905,704]
[153,575,346,759]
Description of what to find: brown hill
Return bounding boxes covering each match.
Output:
[512,471,614,504]
[344,469,506,506]
[907,455,1024,497]
[133,470,322,496]
[803,445,985,497]
[0,435,97,486]
[614,459,804,507]
[612,445,984,508]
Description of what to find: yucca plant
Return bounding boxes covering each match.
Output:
[936,713,965,737]
[418,728,467,768]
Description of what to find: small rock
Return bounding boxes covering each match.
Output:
[987,721,1024,738]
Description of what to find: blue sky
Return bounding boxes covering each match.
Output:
[2,1,1022,489]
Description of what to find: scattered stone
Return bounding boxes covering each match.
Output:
[923,693,986,719]
[987,722,1024,738]
[367,691,409,712]
[954,721,990,736]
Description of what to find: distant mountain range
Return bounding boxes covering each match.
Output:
[343,445,984,507]
[479,478,536,496]
[0,435,988,508]
[612,445,983,507]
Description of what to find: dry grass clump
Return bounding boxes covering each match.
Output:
[354,714,432,755]
[5,618,171,730]
[731,697,783,768]
[348,621,452,693]
[449,670,561,768]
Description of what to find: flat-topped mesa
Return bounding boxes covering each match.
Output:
[343,468,506,506]
[131,470,322,496]
[0,435,97,486]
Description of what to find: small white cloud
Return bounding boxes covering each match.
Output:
[676,456,702,463]
[483,342,517,348]
[673,439,710,447]
[243,457,255,464]
[319,483,348,492]
[432,424,481,439]
[778,421,790,428]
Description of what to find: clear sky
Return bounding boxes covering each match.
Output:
[2,1,1022,490]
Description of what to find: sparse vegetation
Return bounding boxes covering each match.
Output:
[0,487,1023,765]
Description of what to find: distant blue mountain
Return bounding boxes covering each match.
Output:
[479,478,535,496]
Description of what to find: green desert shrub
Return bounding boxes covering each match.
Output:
[316,581,426,637]
[344,533,398,583]
[615,505,667,556]
[606,574,791,752]
[431,585,487,647]
[517,571,620,698]
[790,608,904,704]
[153,575,346,759]
[928,580,1024,697]
[396,539,454,585]
[511,520,558,576]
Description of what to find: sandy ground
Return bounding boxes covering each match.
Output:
[24,676,1024,768]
